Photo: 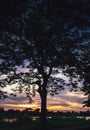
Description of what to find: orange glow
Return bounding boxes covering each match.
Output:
[2,101,89,112]
[47,105,72,111]
[0,90,89,112]
[4,103,40,111]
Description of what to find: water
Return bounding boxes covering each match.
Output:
[76,116,90,120]
[3,116,90,123]
[29,116,90,121]
[86,116,90,120]
[30,116,39,121]
[3,118,17,123]
[29,116,52,121]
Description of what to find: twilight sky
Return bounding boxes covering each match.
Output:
[0,69,90,112]
[0,86,89,112]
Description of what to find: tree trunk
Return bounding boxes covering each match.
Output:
[39,87,47,126]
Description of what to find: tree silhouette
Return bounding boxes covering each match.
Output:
[0,0,28,16]
[0,107,4,120]
[0,0,89,125]
[77,45,90,107]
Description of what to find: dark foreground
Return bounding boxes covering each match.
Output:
[51,127,90,130]
[0,117,90,130]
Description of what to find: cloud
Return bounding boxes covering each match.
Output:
[8,95,27,102]
[49,103,70,107]
[0,87,89,111]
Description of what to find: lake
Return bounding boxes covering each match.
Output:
[3,118,17,123]
[76,116,90,120]
[3,116,90,123]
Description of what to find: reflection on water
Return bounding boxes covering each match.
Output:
[31,116,90,121]
[86,116,90,120]
[31,116,39,121]
[76,116,90,120]
[3,118,17,123]
[3,116,90,123]
[47,116,52,119]
[29,116,52,121]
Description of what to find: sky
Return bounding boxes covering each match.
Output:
[0,86,89,112]
[0,68,90,112]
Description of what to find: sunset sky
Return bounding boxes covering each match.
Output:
[0,71,90,112]
[0,86,89,112]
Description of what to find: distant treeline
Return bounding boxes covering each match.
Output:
[0,107,90,120]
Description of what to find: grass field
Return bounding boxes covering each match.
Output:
[48,117,90,129]
[0,117,90,130]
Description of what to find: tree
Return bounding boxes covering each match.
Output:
[0,0,28,16]
[76,44,90,107]
[0,107,4,120]
[0,0,89,125]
